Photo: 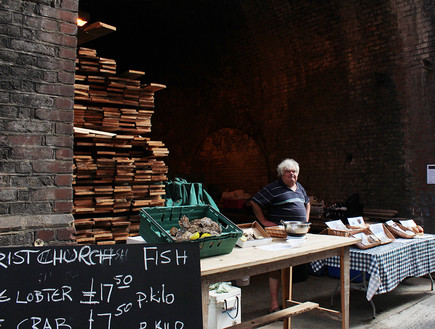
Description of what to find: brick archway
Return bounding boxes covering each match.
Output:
[193,128,268,199]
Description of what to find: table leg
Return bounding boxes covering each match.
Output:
[281,267,292,329]
[340,247,350,329]
[202,279,211,329]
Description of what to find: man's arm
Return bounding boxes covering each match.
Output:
[305,202,311,222]
[250,200,277,227]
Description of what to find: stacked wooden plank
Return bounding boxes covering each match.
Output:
[77,22,117,46]
[73,47,168,245]
[75,48,165,135]
[363,208,399,221]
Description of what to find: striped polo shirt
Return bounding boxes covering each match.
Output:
[252,179,309,224]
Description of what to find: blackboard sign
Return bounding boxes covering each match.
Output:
[0,243,203,328]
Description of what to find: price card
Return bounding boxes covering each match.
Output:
[369,223,390,243]
[347,216,365,227]
[386,220,402,230]
[353,232,369,245]
[400,219,417,228]
[325,220,347,230]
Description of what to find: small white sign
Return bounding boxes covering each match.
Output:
[400,219,417,228]
[428,165,435,184]
[326,220,347,230]
[353,232,369,245]
[347,216,365,227]
[369,223,390,243]
[386,220,405,233]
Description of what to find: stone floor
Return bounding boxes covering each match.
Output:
[234,271,435,328]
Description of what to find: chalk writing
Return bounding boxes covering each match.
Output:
[0,246,128,269]
[142,247,188,270]
[15,286,72,304]
[0,243,202,328]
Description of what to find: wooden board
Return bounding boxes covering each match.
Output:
[77,21,117,45]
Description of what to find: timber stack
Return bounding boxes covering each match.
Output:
[73,47,168,245]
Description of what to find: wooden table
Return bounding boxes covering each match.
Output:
[201,233,358,329]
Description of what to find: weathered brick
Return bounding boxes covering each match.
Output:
[5,120,51,133]
[55,201,73,213]
[57,70,75,84]
[0,146,10,159]
[36,229,55,242]
[8,135,42,146]
[55,174,73,186]
[0,63,11,76]
[10,146,53,160]
[17,107,33,119]
[54,187,73,200]
[55,96,74,110]
[0,175,10,187]
[0,106,18,117]
[4,232,34,247]
[58,47,77,61]
[35,108,73,121]
[38,30,63,45]
[41,18,58,32]
[11,175,54,188]
[55,122,74,134]
[37,56,76,72]
[32,188,56,201]
[55,147,73,160]
[43,70,58,83]
[0,136,8,146]
[59,21,77,35]
[0,92,10,103]
[25,16,42,29]
[1,24,21,39]
[16,161,32,174]
[0,8,12,24]
[0,35,9,49]
[10,92,54,108]
[9,201,52,215]
[1,162,15,174]
[58,0,79,12]
[21,81,35,92]
[36,83,75,97]
[0,188,16,201]
[10,39,57,56]
[32,160,72,174]
[0,204,8,215]
[10,65,43,80]
[46,135,73,147]
[17,190,31,201]
[40,6,77,23]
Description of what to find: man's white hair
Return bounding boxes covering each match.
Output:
[277,158,300,177]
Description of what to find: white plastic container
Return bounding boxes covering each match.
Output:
[208,286,241,329]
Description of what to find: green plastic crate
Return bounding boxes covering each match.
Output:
[139,205,243,258]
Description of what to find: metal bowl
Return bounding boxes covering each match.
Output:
[280,221,311,237]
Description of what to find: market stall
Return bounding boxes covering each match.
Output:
[201,233,358,329]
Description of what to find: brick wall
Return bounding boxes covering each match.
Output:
[392,0,435,232]
[0,0,78,246]
[146,0,434,230]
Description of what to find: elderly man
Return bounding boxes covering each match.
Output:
[251,158,311,313]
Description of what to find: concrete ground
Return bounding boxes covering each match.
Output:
[236,271,435,329]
